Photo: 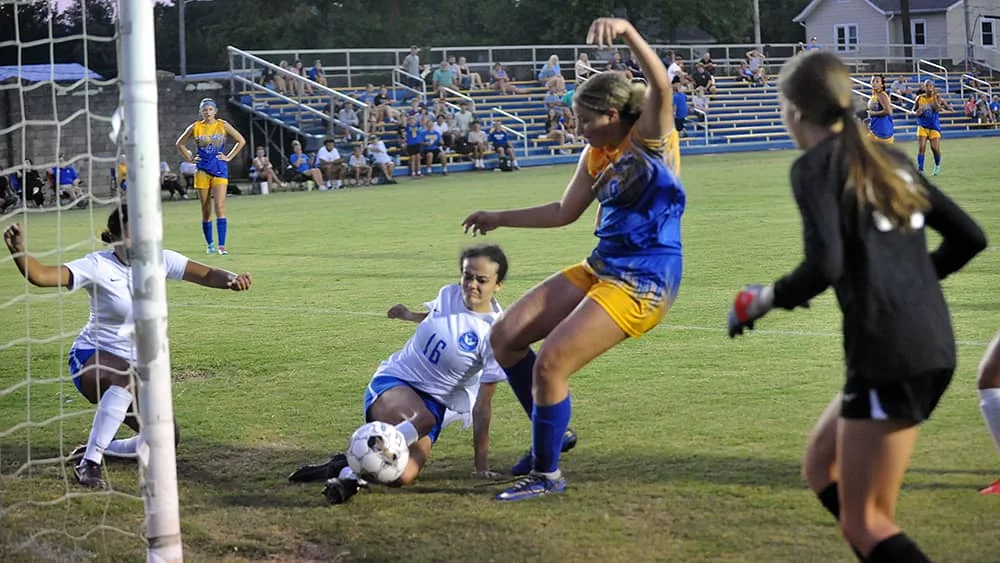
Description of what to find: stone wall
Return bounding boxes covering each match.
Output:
[0,77,250,196]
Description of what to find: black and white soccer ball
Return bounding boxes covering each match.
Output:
[345,421,409,484]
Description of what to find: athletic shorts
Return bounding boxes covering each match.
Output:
[194,171,228,190]
[664,128,681,177]
[364,375,447,443]
[68,347,97,394]
[405,144,422,156]
[560,261,673,338]
[867,132,895,144]
[916,126,941,140]
[840,369,953,423]
[422,148,442,159]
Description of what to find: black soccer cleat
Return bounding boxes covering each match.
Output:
[288,452,349,483]
[73,460,106,489]
[322,477,362,505]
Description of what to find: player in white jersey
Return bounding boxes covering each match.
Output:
[3,206,252,489]
[288,245,516,504]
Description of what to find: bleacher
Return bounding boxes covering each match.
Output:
[229,55,1000,182]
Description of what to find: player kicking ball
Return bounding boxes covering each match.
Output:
[287,245,576,504]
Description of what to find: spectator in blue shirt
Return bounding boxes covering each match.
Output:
[421,118,447,176]
[673,77,689,137]
[404,115,424,177]
[51,155,84,204]
[488,121,519,170]
[288,140,324,187]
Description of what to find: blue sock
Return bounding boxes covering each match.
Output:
[503,350,536,417]
[201,221,213,245]
[917,153,925,171]
[933,153,941,166]
[216,218,228,247]
[532,395,571,474]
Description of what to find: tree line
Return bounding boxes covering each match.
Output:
[1,0,811,77]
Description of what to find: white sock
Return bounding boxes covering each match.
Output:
[105,434,142,458]
[338,465,357,481]
[82,385,132,465]
[979,388,1000,451]
[441,409,471,431]
[395,420,419,446]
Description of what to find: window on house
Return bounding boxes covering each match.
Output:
[912,20,926,46]
[983,20,995,47]
[835,24,859,52]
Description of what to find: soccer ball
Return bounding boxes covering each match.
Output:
[345,421,409,484]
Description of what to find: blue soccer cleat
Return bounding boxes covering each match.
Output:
[511,429,578,476]
[495,473,566,501]
[206,242,216,254]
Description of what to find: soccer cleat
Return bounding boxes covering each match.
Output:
[287,452,349,483]
[322,477,363,505]
[495,473,566,501]
[73,460,106,489]
[206,242,216,254]
[979,478,1000,495]
[932,164,941,176]
[217,246,229,256]
[511,429,579,477]
[67,444,136,464]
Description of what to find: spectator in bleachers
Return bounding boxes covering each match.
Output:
[401,46,421,91]
[803,37,821,51]
[159,161,188,200]
[965,95,979,119]
[260,66,277,90]
[538,55,567,92]
[432,60,457,97]
[288,140,325,188]
[977,94,996,124]
[116,154,128,193]
[467,120,489,170]
[372,86,399,125]
[488,120,519,170]
[697,52,716,75]
[574,52,595,84]
[692,86,709,117]
[19,159,45,208]
[179,159,197,192]
[624,51,644,79]
[51,154,84,205]
[308,60,328,89]
[609,51,631,78]
[0,165,17,214]
[251,146,284,190]
[292,60,309,96]
[890,77,914,101]
[421,118,447,176]
[691,62,716,95]
[433,113,456,150]
[490,62,520,95]
[543,107,574,148]
[457,56,484,90]
[453,103,475,139]
[673,77,688,138]
[431,99,453,120]
[316,138,346,189]
[404,115,424,177]
[359,84,376,106]
[745,48,767,84]
[544,84,565,110]
[348,145,373,186]
[737,61,761,86]
[990,95,1000,121]
[336,103,361,140]
[275,60,291,95]
[365,135,397,184]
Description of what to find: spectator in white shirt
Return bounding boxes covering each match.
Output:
[366,135,397,184]
[348,145,372,186]
[336,105,361,140]
[454,103,474,138]
[433,114,455,150]
[466,120,489,169]
[316,139,346,189]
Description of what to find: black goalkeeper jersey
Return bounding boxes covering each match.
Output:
[772,136,986,384]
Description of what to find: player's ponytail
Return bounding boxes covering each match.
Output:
[839,110,928,228]
[575,71,644,125]
[780,51,927,229]
[101,205,128,244]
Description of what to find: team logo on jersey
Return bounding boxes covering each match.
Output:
[458,331,479,352]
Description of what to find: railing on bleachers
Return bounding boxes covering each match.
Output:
[228,46,369,140]
[916,59,949,93]
[848,76,914,115]
[440,86,476,111]
[392,68,427,104]
[961,73,993,100]
[688,107,709,144]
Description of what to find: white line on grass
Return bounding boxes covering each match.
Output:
[172,302,991,347]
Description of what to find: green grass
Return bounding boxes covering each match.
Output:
[1,138,999,562]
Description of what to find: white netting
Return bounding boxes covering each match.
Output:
[0,0,146,559]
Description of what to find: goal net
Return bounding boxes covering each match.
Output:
[0,1,181,560]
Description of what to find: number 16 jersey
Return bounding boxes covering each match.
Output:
[373,284,506,413]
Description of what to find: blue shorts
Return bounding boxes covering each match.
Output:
[68,347,96,394]
[364,375,447,443]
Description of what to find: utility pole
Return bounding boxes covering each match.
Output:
[753,0,762,49]
[901,0,913,64]
[178,0,186,78]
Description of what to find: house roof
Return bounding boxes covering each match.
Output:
[793,0,962,23]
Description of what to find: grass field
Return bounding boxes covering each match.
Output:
[1,138,999,562]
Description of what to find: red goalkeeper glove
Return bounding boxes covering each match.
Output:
[728,284,774,338]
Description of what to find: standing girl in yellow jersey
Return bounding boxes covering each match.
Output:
[913,80,952,176]
[176,98,246,255]
[462,17,683,501]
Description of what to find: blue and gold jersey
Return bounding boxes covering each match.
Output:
[868,93,894,140]
[193,119,229,178]
[915,94,941,131]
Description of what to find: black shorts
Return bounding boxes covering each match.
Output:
[423,148,441,158]
[839,369,953,423]
[406,144,422,156]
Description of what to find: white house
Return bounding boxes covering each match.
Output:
[792,0,999,65]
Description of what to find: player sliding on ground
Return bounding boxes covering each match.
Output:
[287,245,576,504]
[727,51,986,562]
[461,17,684,501]
[3,206,253,488]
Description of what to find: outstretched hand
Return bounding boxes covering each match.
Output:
[727,284,774,338]
[227,272,253,291]
[387,304,411,320]
[461,211,500,237]
[586,17,635,49]
[3,223,24,254]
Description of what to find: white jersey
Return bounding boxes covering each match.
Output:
[373,284,506,413]
[66,249,189,361]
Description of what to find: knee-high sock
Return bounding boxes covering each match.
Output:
[201,221,213,245]
[82,385,132,465]
[979,388,1000,452]
[532,395,571,475]
[817,482,866,562]
[216,218,228,247]
[868,533,932,563]
[106,434,142,457]
[503,350,535,417]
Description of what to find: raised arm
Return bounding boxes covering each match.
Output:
[221,120,247,162]
[587,18,673,140]
[3,224,73,288]
[462,147,595,235]
[181,260,252,291]
[387,303,429,323]
[175,123,196,162]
